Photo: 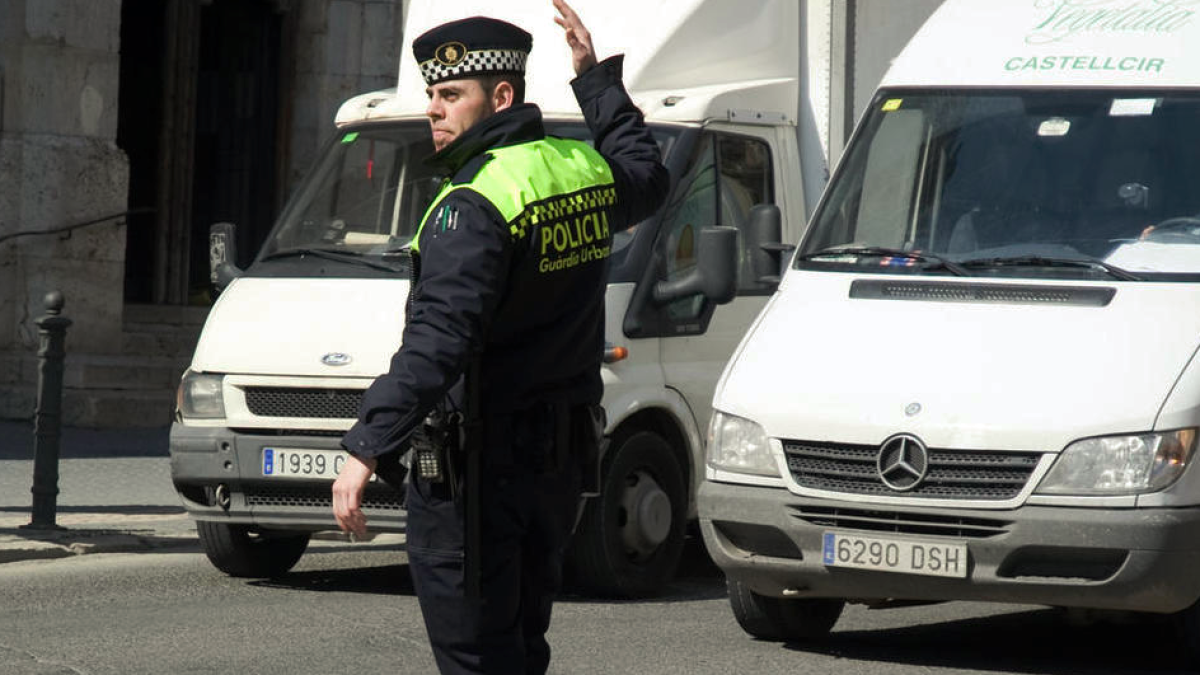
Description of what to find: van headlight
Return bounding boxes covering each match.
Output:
[1036,429,1196,495]
[177,371,226,419]
[708,411,779,477]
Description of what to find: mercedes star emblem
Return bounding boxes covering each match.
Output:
[321,352,352,367]
[876,433,930,492]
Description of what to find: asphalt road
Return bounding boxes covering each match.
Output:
[0,540,1196,675]
[0,429,1195,673]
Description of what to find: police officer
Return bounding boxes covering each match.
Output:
[332,1,668,672]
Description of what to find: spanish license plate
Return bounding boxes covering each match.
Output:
[262,448,369,481]
[822,531,968,578]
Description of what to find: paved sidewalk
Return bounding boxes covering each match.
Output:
[0,506,197,564]
[0,421,196,564]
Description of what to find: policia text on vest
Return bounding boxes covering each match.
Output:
[416,141,618,280]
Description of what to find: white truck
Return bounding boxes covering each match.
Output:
[701,0,1200,661]
[168,0,812,597]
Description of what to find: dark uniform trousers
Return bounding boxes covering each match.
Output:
[406,405,583,675]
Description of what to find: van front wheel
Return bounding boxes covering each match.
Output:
[727,578,844,641]
[565,430,686,598]
[196,521,309,578]
[1173,596,1200,666]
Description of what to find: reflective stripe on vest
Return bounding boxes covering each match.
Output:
[412,137,616,254]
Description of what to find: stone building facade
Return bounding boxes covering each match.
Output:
[0,0,403,427]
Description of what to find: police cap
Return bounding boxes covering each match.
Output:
[413,17,532,86]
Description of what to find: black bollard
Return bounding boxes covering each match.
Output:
[22,291,72,531]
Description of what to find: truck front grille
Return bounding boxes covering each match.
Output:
[783,439,1041,501]
[245,485,404,511]
[244,387,363,419]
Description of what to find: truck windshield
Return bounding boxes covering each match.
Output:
[800,89,1200,280]
[259,119,678,272]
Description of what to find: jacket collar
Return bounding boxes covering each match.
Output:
[425,103,546,176]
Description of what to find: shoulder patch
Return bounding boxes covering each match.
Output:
[451,152,494,185]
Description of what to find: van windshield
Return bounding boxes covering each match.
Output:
[800,89,1200,281]
[259,119,678,273]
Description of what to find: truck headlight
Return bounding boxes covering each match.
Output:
[177,371,226,419]
[708,411,779,477]
[1036,429,1196,495]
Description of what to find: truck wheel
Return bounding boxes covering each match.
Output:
[566,430,686,598]
[727,577,844,641]
[196,520,310,578]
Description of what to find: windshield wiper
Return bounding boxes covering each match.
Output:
[795,246,971,277]
[960,255,1142,281]
[260,247,405,273]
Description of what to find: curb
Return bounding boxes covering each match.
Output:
[0,516,198,565]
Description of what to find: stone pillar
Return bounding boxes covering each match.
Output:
[0,0,129,417]
[286,0,403,192]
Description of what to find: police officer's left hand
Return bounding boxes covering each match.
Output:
[333,454,378,539]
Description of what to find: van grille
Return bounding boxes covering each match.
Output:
[244,387,362,419]
[791,505,1010,538]
[245,485,404,511]
[783,439,1041,500]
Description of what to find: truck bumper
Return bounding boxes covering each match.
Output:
[168,423,406,533]
[699,480,1200,614]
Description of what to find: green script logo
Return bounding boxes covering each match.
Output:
[1027,0,1197,44]
[1004,54,1165,71]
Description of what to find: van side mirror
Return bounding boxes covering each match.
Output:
[209,222,244,291]
[652,226,738,305]
[746,204,794,287]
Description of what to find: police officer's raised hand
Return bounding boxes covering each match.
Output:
[332,453,377,540]
[553,0,597,76]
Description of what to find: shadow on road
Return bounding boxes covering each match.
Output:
[559,532,728,605]
[254,532,730,605]
[795,606,1193,674]
[253,562,417,596]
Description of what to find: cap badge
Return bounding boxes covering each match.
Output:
[435,42,466,66]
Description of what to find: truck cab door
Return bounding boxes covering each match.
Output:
[652,127,785,446]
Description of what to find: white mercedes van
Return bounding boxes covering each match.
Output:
[701,0,1200,660]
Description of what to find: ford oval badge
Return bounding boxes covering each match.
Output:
[321,352,352,367]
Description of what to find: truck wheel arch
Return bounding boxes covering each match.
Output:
[602,393,702,510]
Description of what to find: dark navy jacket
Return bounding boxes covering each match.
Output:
[342,56,668,460]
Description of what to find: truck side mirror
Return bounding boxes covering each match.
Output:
[209,222,244,291]
[746,204,794,288]
[652,226,738,305]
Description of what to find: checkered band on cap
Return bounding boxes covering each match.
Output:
[420,48,528,85]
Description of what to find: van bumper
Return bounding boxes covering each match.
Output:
[699,480,1200,613]
[168,423,406,533]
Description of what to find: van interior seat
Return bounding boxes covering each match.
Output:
[1074,117,1164,257]
[942,118,1063,256]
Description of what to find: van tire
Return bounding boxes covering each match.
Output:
[565,430,686,598]
[727,578,844,641]
[1173,597,1200,666]
[196,521,310,578]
